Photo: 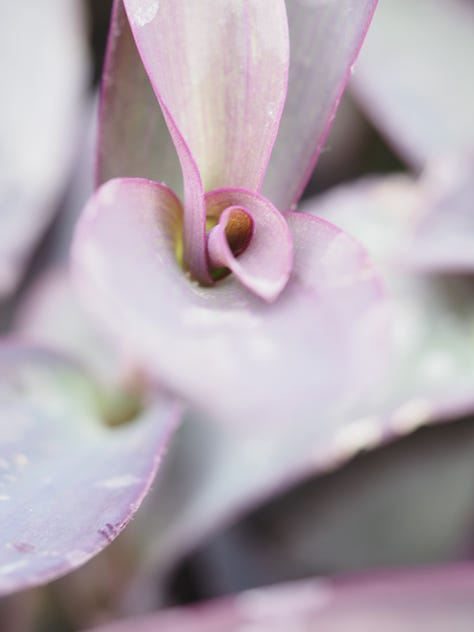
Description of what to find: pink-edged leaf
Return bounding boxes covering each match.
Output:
[262,0,378,210]
[351,0,474,169]
[122,0,289,282]
[0,0,88,296]
[0,342,181,595]
[124,175,474,600]
[73,177,387,432]
[97,0,181,193]
[11,269,388,601]
[88,567,474,631]
[309,175,474,427]
[122,0,288,193]
[407,156,474,272]
[206,188,293,301]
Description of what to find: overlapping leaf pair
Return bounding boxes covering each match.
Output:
[73,0,386,429]
[0,0,385,595]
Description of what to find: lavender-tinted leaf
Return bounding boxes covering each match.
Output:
[97,0,181,192]
[123,174,474,606]
[122,0,289,281]
[206,188,293,301]
[72,178,387,431]
[311,175,474,427]
[88,567,474,631]
[263,0,378,209]
[0,342,181,595]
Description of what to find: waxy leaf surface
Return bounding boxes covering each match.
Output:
[0,343,181,595]
[206,188,293,301]
[99,0,379,216]
[262,0,378,210]
[311,175,474,426]
[97,0,181,192]
[73,177,386,431]
[127,173,474,599]
[90,567,474,631]
[122,0,289,281]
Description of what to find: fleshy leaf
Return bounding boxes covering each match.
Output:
[0,0,88,296]
[97,0,181,193]
[0,342,181,595]
[88,567,474,631]
[124,174,474,601]
[122,0,288,193]
[351,0,474,168]
[310,175,474,426]
[206,188,293,301]
[122,0,289,282]
[262,0,378,210]
[73,177,386,431]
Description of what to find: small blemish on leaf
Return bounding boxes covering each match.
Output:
[131,0,160,27]
[12,542,35,554]
[98,522,120,543]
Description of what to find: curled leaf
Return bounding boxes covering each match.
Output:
[206,188,293,301]
[73,178,387,431]
[122,0,289,282]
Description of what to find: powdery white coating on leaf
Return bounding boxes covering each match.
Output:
[94,475,142,489]
[129,0,159,27]
[332,415,382,458]
[390,399,433,434]
[65,550,92,567]
[0,343,181,595]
